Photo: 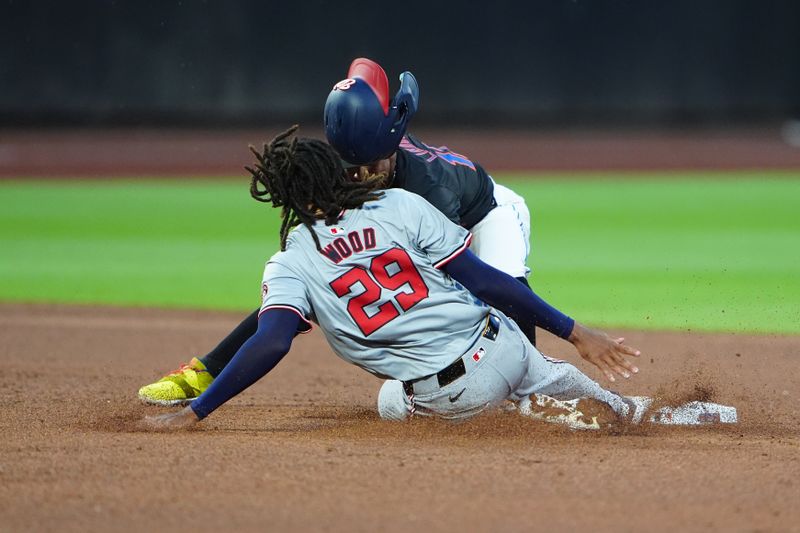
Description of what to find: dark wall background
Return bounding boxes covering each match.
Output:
[1,0,799,128]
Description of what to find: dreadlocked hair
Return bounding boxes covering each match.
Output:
[246,125,385,252]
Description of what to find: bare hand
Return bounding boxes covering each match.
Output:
[140,405,200,431]
[568,322,641,382]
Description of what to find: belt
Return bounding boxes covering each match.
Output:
[403,313,500,396]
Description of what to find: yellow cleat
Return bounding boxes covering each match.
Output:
[138,357,214,406]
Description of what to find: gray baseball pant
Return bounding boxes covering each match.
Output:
[377,312,628,420]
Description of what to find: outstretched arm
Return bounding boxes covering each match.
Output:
[143,309,300,430]
[442,249,640,382]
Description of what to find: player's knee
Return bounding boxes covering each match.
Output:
[377,380,411,421]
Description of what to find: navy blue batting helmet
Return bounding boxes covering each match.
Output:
[324,58,419,166]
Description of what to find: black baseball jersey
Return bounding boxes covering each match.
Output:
[392,134,495,230]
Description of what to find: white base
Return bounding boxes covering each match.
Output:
[626,396,738,425]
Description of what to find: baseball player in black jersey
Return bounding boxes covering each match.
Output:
[137,58,627,407]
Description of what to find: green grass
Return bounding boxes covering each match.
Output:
[1,173,799,334]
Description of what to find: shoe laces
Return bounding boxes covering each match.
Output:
[167,362,196,376]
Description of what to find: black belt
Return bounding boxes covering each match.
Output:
[403,314,500,395]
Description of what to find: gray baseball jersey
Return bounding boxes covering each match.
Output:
[259,189,489,381]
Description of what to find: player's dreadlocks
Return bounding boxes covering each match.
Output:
[246,125,385,252]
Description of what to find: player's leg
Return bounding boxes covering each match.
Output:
[377,380,414,421]
[376,312,623,428]
[469,183,537,344]
[138,309,259,405]
[509,327,631,417]
[469,183,531,278]
[378,314,531,421]
[379,314,737,427]
[199,309,259,376]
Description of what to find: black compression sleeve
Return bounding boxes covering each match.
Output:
[443,250,574,339]
[199,309,259,377]
[514,276,537,346]
[190,309,299,419]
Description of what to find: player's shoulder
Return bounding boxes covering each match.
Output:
[281,221,324,249]
[263,246,306,285]
[264,248,291,269]
[379,188,430,209]
[397,134,430,163]
[266,228,309,266]
[381,187,414,200]
[400,132,425,148]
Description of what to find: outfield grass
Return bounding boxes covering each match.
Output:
[1,173,798,334]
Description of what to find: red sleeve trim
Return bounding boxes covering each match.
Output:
[258,305,313,334]
[433,233,473,270]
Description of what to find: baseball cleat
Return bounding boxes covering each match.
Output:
[622,395,652,424]
[517,394,614,430]
[138,357,214,406]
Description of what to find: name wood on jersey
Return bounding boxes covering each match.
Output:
[321,227,377,264]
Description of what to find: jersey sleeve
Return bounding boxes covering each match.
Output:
[402,191,472,269]
[259,256,313,333]
[422,185,461,224]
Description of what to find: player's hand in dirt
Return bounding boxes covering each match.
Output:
[140,405,200,431]
[568,322,641,382]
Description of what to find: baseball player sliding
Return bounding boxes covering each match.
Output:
[139,58,634,409]
[143,125,642,431]
[141,58,737,428]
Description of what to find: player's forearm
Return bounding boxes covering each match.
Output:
[443,250,575,339]
[190,310,298,419]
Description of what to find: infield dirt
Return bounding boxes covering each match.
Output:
[1,303,798,532]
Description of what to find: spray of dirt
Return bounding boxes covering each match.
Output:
[650,368,718,411]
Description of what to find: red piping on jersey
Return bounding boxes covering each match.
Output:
[258,305,313,333]
[433,234,473,270]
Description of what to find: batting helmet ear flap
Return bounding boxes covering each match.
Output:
[394,71,419,121]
